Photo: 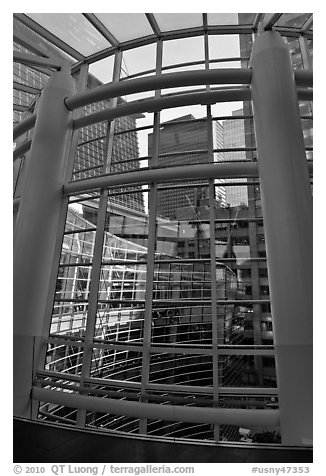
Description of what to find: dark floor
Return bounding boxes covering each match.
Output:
[14,418,313,463]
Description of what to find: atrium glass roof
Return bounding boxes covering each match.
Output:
[14,13,313,65]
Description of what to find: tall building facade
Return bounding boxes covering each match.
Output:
[13,18,145,213]
[223,108,249,207]
[148,115,226,218]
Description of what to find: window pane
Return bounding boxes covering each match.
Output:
[26,13,111,55]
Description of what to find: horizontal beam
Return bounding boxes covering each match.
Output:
[65,68,253,111]
[294,70,313,88]
[13,197,20,213]
[13,80,41,95]
[13,140,32,161]
[64,161,313,196]
[13,114,36,141]
[297,88,313,101]
[73,87,251,129]
[13,104,28,113]
[64,161,259,195]
[13,51,62,70]
[32,387,279,427]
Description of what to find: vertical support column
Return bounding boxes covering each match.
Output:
[13,67,74,418]
[251,31,312,445]
[139,39,163,434]
[76,51,122,427]
[204,26,220,442]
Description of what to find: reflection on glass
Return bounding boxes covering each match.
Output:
[282,37,303,69]
[154,13,203,32]
[95,13,153,43]
[149,352,213,386]
[104,190,149,252]
[91,347,143,381]
[27,13,110,56]
[95,301,145,342]
[45,343,83,375]
[276,13,311,29]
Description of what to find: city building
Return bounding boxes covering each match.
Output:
[13,18,145,213]
[222,108,249,207]
[148,114,226,218]
[13,13,313,463]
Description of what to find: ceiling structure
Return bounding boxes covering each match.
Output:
[13,13,313,66]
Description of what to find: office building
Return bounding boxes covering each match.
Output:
[148,114,226,218]
[222,108,249,207]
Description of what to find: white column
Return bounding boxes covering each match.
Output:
[14,67,74,418]
[251,31,312,446]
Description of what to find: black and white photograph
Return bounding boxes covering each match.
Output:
[11,6,315,472]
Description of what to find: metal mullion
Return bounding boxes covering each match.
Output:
[212,115,253,120]
[299,35,313,70]
[139,39,162,435]
[75,188,108,427]
[205,31,220,441]
[76,52,122,426]
[14,104,28,113]
[145,14,161,37]
[103,51,123,175]
[209,57,250,66]
[162,60,206,73]
[73,164,103,175]
[82,13,119,47]
[66,64,89,182]
[301,15,313,33]
[114,124,154,136]
[13,80,41,95]
[14,14,85,62]
[209,179,221,441]
[119,69,156,81]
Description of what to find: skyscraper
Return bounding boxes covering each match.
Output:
[148,114,225,219]
[222,108,249,207]
[13,17,145,213]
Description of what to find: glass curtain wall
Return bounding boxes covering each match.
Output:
[13,14,312,445]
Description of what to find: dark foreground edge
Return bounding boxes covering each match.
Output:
[14,418,313,463]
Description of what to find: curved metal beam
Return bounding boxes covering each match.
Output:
[13,140,32,161]
[297,88,313,101]
[64,161,259,196]
[294,70,313,88]
[73,87,251,130]
[64,161,312,197]
[65,68,252,111]
[32,387,280,427]
[13,114,36,141]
